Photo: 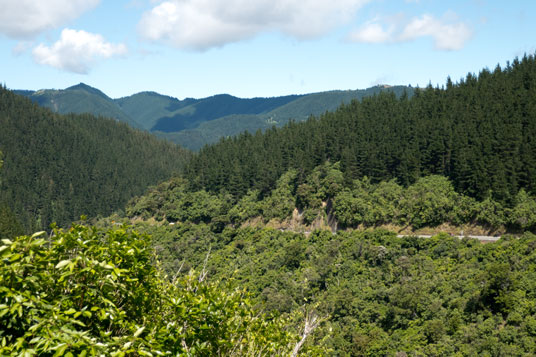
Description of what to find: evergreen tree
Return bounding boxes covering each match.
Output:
[183,54,536,205]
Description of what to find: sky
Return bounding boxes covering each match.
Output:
[0,0,535,100]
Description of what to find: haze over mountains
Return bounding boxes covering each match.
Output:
[16,83,412,150]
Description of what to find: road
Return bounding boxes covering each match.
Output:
[396,234,502,242]
[277,228,504,242]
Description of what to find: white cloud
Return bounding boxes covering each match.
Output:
[400,14,472,50]
[349,13,473,51]
[138,0,370,50]
[348,23,393,44]
[0,0,100,39]
[32,29,127,74]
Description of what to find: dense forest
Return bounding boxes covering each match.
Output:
[115,54,536,354]
[126,163,536,234]
[0,86,191,232]
[3,55,536,355]
[119,222,536,355]
[0,224,324,355]
[186,54,536,206]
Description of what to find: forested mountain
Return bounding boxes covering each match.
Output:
[0,86,191,232]
[153,86,411,150]
[113,54,536,355]
[185,54,536,206]
[15,83,142,129]
[4,55,536,355]
[115,91,197,130]
[18,83,411,150]
[119,92,303,132]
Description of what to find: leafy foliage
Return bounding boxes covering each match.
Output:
[0,224,311,355]
[136,222,536,356]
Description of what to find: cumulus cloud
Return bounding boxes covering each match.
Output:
[138,0,370,50]
[32,29,127,74]
[348,22,393,44]
[0,0,100,39]
[349,13,472,50]
[400,15,472,50]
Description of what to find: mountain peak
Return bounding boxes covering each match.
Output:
[66,83,110,99]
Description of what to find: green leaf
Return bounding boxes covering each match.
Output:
[64,308,77,315]
[54,343,68,356]
[133,326,145,337]
[55,259,71,269]
[31,231,46,238]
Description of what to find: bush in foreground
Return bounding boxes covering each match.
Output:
[0,224,317,355]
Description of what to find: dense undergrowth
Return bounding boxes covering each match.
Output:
[126,162,536,235]
[0,224,321,356]
[122,222,536,356]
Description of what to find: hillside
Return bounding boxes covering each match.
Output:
[117,54,536,355]
[0,86,191,232]
[16,83,142,129]
[18,83,411,151]
[154,86,412,150]
[185,55,536,205]
[121,222,536,356]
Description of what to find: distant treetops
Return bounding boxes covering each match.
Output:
[185,54,536,208]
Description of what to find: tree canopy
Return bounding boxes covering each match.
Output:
[185,54,536,206]
[0,224,319,356]
[0,86,192,232]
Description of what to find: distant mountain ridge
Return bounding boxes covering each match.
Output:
[15,84,141,129]
[17,83,412,150]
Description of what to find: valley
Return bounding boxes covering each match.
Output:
[2,54,536,355]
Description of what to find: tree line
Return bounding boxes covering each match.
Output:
[185,54,536,206]
[127,162,536,234]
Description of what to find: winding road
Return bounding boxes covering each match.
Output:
[396,234,502,242]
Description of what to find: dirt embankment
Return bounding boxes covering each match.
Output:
[240,209,510,240]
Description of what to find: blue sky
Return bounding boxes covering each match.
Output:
[1,0,535,99]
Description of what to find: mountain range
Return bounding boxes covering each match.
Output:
[16,83,412,150]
